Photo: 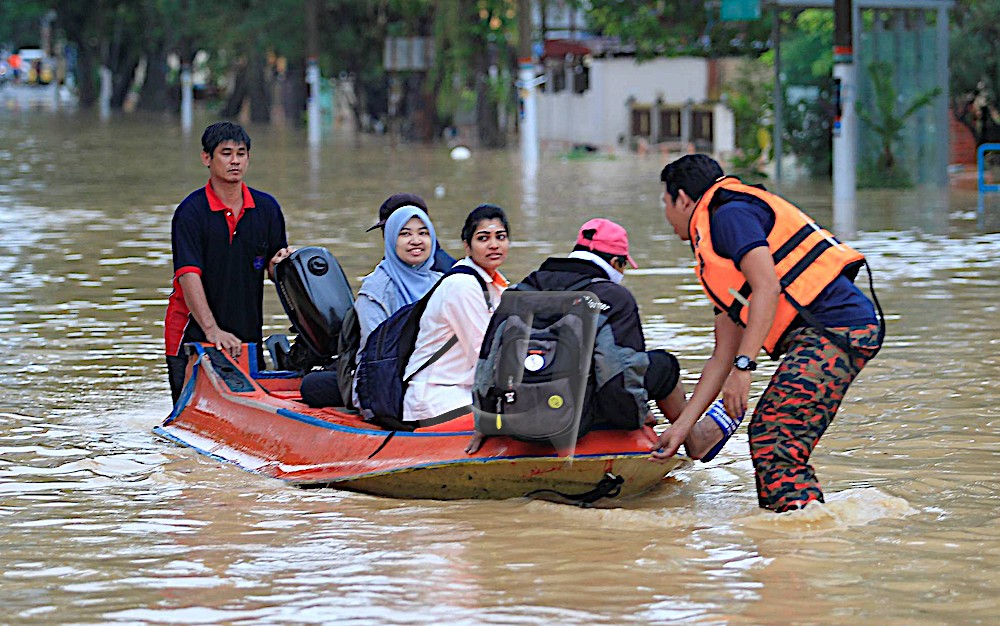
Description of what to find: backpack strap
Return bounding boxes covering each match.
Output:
[402,264,492,384]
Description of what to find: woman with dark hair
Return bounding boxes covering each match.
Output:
[402,204,511,421]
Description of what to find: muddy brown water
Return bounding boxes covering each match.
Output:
[2,99,1000,624]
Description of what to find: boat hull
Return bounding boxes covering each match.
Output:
[155,344,686,502]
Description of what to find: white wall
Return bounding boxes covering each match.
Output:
[538,56,722,153]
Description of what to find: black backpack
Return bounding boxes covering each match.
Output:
[355,266,489,422]
[335,306,361,409]
[472,278,601,446]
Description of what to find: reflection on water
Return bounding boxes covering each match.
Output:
[1,105,999,624]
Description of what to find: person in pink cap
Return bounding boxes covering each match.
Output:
[474,218,730,452]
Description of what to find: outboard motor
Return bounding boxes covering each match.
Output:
[274,247,354,361]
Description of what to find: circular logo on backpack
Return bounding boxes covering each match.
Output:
[547,395,563,409]
[524,353,544,372]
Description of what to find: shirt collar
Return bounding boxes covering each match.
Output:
[568,250,623,284]
[205,181,255,212]
[457,257,508,289]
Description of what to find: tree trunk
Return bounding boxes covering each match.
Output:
[248,49,271,123]
[220,60,248,119]
[475,46,504,148]
[76,42,99,108]
[283,59,307,125]
[111,57,139,110]
[138,44,169,112]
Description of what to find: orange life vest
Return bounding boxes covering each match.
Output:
[688,177,865,358]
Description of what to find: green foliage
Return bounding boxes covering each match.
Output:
[778,10,833,87]
[0,0,51,49]
[950,0,1000,145]
[582,0,772,59]
[723,60,773,173]
[773,10,835,178]
[783,89,832,177]
[431,0,516,125]
[856,61,941,188]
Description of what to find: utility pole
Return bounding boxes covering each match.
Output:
[832,0,857,236]
[179,0,194,133]
[517,0,540,170]
[305,0,322,145]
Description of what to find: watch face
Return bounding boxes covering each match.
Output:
[735,355,753,370]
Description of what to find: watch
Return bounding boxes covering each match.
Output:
[734,355,757,372]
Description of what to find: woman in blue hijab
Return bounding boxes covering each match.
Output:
[355,206,441,349]
[300,205,441,408]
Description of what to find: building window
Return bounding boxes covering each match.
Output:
[572,64,589,94]
[692,110,714,143]
[551,65,566,93]
[660,109,682,141]
[631,107,651,137]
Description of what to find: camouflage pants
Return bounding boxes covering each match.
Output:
[749,323,882,512]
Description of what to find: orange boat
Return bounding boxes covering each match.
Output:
[154,343,687,503]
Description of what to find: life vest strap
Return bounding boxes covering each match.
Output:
[772,224,814,265]
[782,260,885,362]
[780,238,836,289]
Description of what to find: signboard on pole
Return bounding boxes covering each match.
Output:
[721,0,761,21]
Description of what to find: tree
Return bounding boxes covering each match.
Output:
[775,9,835,177]
[723,60,773,173]
[0,0,51,49]
[950,0,1000,146]
[582,0,773,60]
[432,0,518,148]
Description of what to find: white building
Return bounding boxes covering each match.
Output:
[537,49,736,157]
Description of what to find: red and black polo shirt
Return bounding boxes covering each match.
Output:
[164,181,287,356]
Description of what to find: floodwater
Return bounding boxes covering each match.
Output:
[2,90,999,624]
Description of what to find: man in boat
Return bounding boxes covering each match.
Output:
[164,122,293,404]
[653,154,884,512]
[367,192,456,272]
[473,218,730,454]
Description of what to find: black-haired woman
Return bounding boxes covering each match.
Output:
[402,204,511,422]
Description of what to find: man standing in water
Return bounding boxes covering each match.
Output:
[652,154,883,512]
[164,122,293,403]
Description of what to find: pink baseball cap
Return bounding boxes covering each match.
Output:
[576,218,638,268]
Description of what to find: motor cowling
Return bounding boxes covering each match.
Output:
[274,247,354,359]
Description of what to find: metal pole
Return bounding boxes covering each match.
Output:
[773,7,783,184]
[517,0,539,170]
[99,66,112,121]
[307,59,321,145]
[833,0,857,236]
[936,4,950,187]
[306,0,321,145]
[181,62,193,133]
[518,59,540,169]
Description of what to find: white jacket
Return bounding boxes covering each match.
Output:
[402,257,506,420]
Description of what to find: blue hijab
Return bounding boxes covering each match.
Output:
[376,206,440,306]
